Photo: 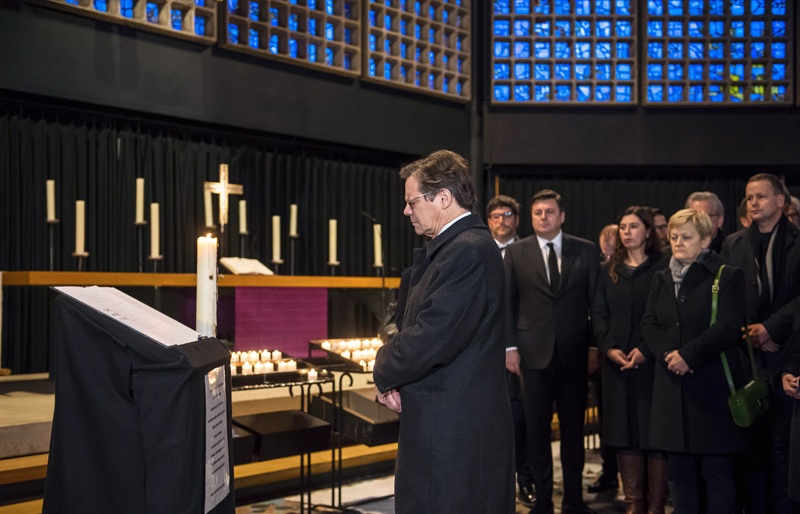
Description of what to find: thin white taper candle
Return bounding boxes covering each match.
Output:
[46,180,56,222]
[135,178,145,223]
[150,203,160,257]
[75,201,86,254]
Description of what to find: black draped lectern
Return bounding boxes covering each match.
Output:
[43,288,235,514]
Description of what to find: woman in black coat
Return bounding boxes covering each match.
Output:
[642,208,746,514]
[592,206,667,514]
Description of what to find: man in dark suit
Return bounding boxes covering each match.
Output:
[721,173,800,514]
[505,189,600,514]
[374,150,515,514]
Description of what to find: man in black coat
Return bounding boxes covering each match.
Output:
[721,173,800,514]
[374,150,515,514]
[505,189,600,514]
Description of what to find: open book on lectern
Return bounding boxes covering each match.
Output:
[54,286,200,346]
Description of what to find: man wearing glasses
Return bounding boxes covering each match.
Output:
[686,191,726,254]
[373,150,515,514]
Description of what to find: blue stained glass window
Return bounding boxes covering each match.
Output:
[575,0,591,15]
[751,64,765,79]
[495,85,511,101]
[400,19,407,35]
[495,42,511,58]
[534,0,550,14]
[385,39,391,52]
[772,85,787,102]
[554,20,568,36]
[289,13,298,30]
[195,15,205,34]
[648,0,663,15]
[688,0,703,14]
[429,5,435,18]
[577,85,591,102]
[442,55,449,67]
[730,0,744,15]
[121,0,133,17]
[709,22,723,38]
[385,15,392,30]
[495,20,510,35]
[369,34,376,51]
[415,47,422,61]
[648,85,663,102]
[576,21,591,37]
[556,42,571,58]
[535,42,551,58]
[709,0,723,14]
[730,85,744,102]
[248,28,258,47]
[708,42,723,59]
[596,0,611,15]
[400,66,407,79]
[668,21,682,37]
[689,42,703,59]
[442,77,449,92]
[369,10,376,26]
[616,0,630,14]
[596,64,610,80]
[457,82,463,95]
[429,51,436,64]
[289,38,298,57]
[515,20,530,36]
[648,42,663,59]
[731,21,744,37]
[751,42,765,59]
[325,47,334,65]
[668,63,683,80]
[414,23,421,38]
[730,42,744,59]
[596,85,611,101]
[456,36,463,50]
[66,0,78,5]
[400,42,407,58]
[596,42,611,58]
[648,64,662,80]
[495,0,510,12]
[616,20,631,37]
[750,0,765,13]
[344,28,353,44]
[414,0,421,14]
[709,64,723,80]
[772,42,786,59]
[555,0,571,14]
[689,85,703,102]
[535,21,552,36]
[772,63,785,80]
[94,0,107,8]
[555,85,571,100]
[729,63,744,80]
[326,23,334,40]
[369,58,376,76]
[576,64,592,80]
[146,2,158,21]
[647,21,662,37]
[615,63,631,80]
[515,63,531,79]
[308,0,315,7]
[689,64,704,80]
[248,1,258,20]
[515,85,531,101]
[750,21,765,37]
[535,64,550,80]
[668,0,681,14]
[771,21,785,37]
[269,34,279,53]
[228,23,239,43]
[535,85,552,102]
[668,85,683,102]
[576,42,591,59]
[344,2,352,18]
[515,0,530,14]
[668,42,683,59]
[616,85,632,101]
[596,21,611,37]
[384,62,392,79]
[771,0,785,15]
[494,63,511,80]
[442,10,448,23]
[616,42,630,57]
[325,0,333,14]
[308,43,317,62]
[555,64,571,79]
[458,59,464,73]
[688,21,703,37]
[751,86,764,101]
[414,70,421,86]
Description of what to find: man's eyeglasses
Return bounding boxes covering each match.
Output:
[489,210,515,221]
[405,192,432,209]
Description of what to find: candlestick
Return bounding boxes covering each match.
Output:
[271,215,283,266]
[204,190,214,228]
[239,200,247,234]
[150,203,160,258]
[289,237,297,276]
[135,178,145,224]
[196,235,218,337]
[289,204,298,237]
[46,179,57,222]
[373,223,383,268]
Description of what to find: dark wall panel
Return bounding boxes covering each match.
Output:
[0,1,470,156]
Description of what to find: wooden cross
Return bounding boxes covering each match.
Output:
[204,164,243,232]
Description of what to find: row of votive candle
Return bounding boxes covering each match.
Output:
[359,360,376,372]
[320,338,383,352]
[339,348,378,361]
[231,350,283,364]
[232,359,298,375]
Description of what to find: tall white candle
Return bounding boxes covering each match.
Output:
[239,200,247,234]
[204,190,213,228]
[272,215,281,262]
[289,204,298,237]
[373,224,383,267]
[328,219,338,263]
[150,203,160,257]
[46,180,56,222]
[75,201,86,254]
[196,235,218,337]
[135,178,145,224]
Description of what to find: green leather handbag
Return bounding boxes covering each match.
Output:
[713,265,770,428]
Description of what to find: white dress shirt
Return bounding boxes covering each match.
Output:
[536,231,563,286]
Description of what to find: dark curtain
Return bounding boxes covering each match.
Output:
[0,105,423,372]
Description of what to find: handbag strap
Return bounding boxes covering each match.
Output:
[716,265,759,395]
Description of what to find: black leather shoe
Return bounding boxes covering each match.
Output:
[586,472,618,493]
[518,482,535,508]
[561,502,598,514]
[527,498,554,514]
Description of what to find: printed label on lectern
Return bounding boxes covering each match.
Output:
[205,365,230,513]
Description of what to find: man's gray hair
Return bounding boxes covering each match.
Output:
[685,191,724,216]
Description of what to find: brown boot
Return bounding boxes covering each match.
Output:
[646,453,669,514]
[617,451,645,514]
